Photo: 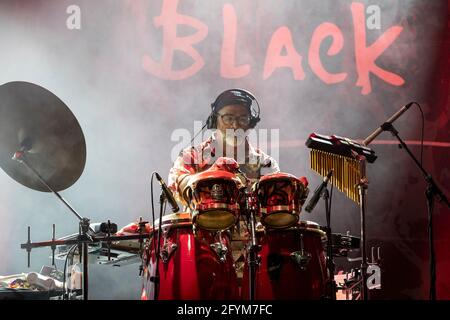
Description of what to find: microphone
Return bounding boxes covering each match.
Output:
[305,170,333,213]
[363,102,414,146]
[155,172,180,213]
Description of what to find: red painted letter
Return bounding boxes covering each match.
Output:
[263,26,305,80]
[351,2,404,95]
[142,0,208,80]
[309,23,347,84]
[221,3,250,78]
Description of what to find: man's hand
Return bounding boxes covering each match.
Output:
[211,156,240,172]
[116,221,152,235]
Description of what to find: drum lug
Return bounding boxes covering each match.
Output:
[160,242,177,263]
[210,232,228,263]
[290,233,311,270]
[160,227,177,263]
[290,251,311,270]
[210,242,228,262]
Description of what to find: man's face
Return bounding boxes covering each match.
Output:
[216,104,251,133]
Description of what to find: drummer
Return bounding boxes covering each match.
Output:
[168,88,280,204]
[117,89,280,234]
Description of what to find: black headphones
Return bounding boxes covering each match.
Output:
[206,88,261,129]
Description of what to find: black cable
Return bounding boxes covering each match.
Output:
[189,121,209,146]
[62,244,78,300]
[329,179,334,219]
[412,102,425,166]
[150,172,156,246]
[149,171,169,300]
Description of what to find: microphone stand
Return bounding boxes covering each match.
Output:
[380,122,450,300]
[151,191,165,300]
[245,190,259,301]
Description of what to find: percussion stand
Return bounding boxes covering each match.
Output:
[245,190,259,301]
[356,154,369,301]
[322,188,337,300]
[13,149,95,301]
[380,122,450,300]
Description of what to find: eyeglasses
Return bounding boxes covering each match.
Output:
[217,113,251,126]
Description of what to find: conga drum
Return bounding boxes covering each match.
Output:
[141,213,239,300]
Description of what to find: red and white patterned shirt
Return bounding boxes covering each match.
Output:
[168,133,280,202]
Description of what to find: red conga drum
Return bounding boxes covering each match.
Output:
[181,170,244,231]
[141,213,239,300]
[254,172,308,229]
[242,221,328,300]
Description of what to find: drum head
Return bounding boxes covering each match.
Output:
[153,212,192,229]
[262,212,299,229]
[193,210,236,231]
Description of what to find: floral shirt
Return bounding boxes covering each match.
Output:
[168,133,280,203]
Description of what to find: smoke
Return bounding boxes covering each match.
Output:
[0,0,447,299]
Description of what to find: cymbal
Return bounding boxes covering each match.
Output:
[0,81,86,192]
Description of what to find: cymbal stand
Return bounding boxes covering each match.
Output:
[13,149,94,300]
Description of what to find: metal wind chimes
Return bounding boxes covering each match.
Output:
[305,133,377,205]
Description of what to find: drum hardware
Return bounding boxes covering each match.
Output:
[160,227,178,263]
[244,189,259,300]
[337,269,362,300]
[325,231,361,257]
[137,217,148,276]
[290,234,311,270]
[21,229,150,300]
[334,245,382,300]
[210,232,228,262]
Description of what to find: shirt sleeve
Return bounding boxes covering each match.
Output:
[167,145,206,203]
[168,155,190,197]
[259,152,280,176]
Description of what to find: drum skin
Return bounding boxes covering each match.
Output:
[141,223,239,300]
[242,222,328,300]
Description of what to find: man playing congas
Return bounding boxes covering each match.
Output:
[168,89,281,230]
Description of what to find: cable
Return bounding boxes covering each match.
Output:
[329,180,334,221]
[150,172,156,247]
[62,244,78,300]
[412,102,425,166]
[190,121,209,146]
[149,171,169,300]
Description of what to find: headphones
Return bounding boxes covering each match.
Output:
[206,88,261,129]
